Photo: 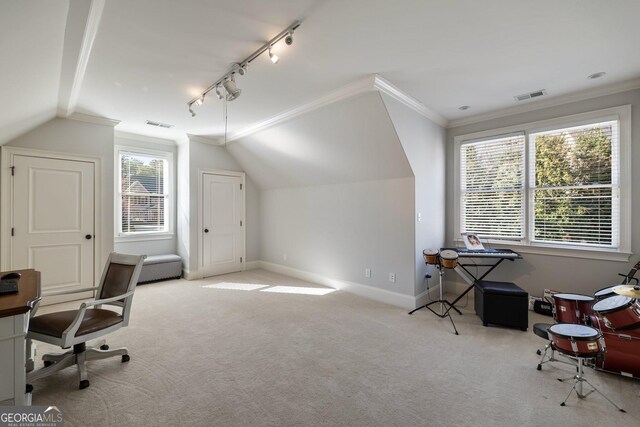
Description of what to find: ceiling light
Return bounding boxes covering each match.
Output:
[269,46,279,64]
[588,71,606,79]
[223,76,241,101]
[186,20,301,115]
[458,105,470,111]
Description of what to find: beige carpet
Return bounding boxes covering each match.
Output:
[21,269,640,426]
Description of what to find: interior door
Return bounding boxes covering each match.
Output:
[11,155,95,303]
[202,173,244,277]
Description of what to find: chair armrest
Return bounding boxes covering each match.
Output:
[84,290,135,307]
[42,287,98,298]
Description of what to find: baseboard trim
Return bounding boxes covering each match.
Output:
[244,261,260,270]
[182,269,203,280]
[257,261,417,309]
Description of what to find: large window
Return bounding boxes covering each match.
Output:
[117,149,171,236]
[456,106,630,255]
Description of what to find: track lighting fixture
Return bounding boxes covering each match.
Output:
[186,20,301,115]
[269,46,279,64]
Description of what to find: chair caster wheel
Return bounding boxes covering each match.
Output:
[121,354,130,363]
[537,364,542,371]
[100,344,109,350]
[44,360,54,368]
[26,384,33,394]
[536,349,541,355]
[560,402,565,407]
[79,380,90,389]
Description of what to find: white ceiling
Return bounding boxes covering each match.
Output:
[2,0,640,143]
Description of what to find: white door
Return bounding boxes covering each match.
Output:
[202,173,244,277]
[11,155,95,302]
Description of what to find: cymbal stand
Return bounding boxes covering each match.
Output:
[409,260,461,335]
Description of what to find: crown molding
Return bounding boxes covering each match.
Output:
[64,111,120,127]
[372,75,448,127]
[226,74,449,142]
[448,77,640,129]
[188,134,225,146]
[115,130,177,146]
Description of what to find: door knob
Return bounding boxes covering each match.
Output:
[204,229,209,233]
[85,234,92,240]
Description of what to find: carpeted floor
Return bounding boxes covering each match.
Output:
[20,269,640,426]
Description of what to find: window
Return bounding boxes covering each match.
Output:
[117,149,171,236]
[455,106,630,256]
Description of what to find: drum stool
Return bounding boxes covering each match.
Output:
[474,281,528,330]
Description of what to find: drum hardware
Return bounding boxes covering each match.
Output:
[612,284,640,299]
[545,324,625,412]
[409,249,462,335]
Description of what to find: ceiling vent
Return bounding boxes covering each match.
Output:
[514,89,547,102]
[145,120,173,129]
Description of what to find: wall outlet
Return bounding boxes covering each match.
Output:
[389,273,396,283]
[365,268,371,278]
[417,212,422,222]
[283,253,287,261]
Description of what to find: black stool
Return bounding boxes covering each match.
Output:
[474,280,528,330]
[534,323,557,370]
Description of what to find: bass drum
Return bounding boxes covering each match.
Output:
[592,315,640,378]
[548,323,605,358]
[592,295,640,330]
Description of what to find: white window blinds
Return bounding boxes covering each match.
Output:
[460,133,525,239]
[530,120,619,247]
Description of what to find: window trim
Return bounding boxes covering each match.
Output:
[453,105,631,261]
[115,146,174,240]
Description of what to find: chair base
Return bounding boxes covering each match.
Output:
[27,341,130,390]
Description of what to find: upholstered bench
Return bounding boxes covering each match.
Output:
[137,254,182,284]
[474,280,528,331]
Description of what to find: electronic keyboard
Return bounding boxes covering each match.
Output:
[453,248,520,258]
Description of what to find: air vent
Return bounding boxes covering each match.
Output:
[514,89,547,102]
[145,120,174,129]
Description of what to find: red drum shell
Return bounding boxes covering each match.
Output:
[552,293,595,325]
[593,315,640,378]
[592,295,640,330]
[548,324,604,358]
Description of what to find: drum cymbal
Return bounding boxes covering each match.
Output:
[612,284,640,299]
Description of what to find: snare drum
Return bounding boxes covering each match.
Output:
[548,323,605,358]
[423,249,439,265]
[552,293,595,325]
[594,285,618,301]
[592,295,640,330]
[439,250,458,269]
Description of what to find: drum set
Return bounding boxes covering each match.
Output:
[536,281,640,410]
[409,249,461,334]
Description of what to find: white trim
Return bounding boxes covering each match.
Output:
[182,269,203,280]
[373,75,448,127]
[258,261,418,309]
[244,260,260,270]
[453,105,631,257]
[114,233,174,243]
[115,131,176,146]
[197,169,246,276]
[188,134,224,146]
[448,78,640,129]
[0,146,103,285]
[65,112,120,127]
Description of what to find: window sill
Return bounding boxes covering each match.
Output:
[452,239,631,262]
[115,233,174,243]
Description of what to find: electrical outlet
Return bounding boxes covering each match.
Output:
[417,212,422,222]
[365,268,371,278]
[283,253,287,261]
[389,273,396,283]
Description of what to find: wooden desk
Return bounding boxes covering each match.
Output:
[0,269,41,405]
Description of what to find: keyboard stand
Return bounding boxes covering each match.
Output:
[409,263,461,335]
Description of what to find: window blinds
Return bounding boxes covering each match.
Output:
[460,133,525,239]
[530,120,618,247]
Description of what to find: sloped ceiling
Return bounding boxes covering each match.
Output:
[0,1,68,144]
[1,1,639,144]
[226,92,412,189]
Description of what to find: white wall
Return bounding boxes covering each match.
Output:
[3,117,115,268]
[259,177,416,296]
[113,134,178,256]
[380,94,447,297]
[446,88,640,297]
